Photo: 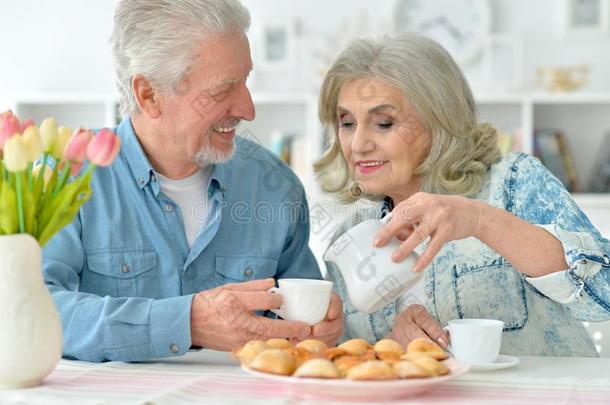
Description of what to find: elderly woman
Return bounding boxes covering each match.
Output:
[315,34,610,357]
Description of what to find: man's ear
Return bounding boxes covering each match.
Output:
[132,74,162,118]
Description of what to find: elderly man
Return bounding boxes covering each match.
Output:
[43,0,343,362]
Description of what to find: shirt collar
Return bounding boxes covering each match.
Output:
[117,116,232,196]
[116,117,155,190]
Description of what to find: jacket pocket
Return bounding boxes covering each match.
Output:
[214,254,278,284]
[85,250,157,297]
[452,260,528,331]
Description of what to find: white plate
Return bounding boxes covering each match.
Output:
[469,355,520,371]
[242,358,470,401]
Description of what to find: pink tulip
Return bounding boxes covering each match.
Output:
[20,118,35,132]
[0,110,22,150]
[64,128,93,163]
[86,128,121,166]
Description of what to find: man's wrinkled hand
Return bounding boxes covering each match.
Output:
[190,278,311,351]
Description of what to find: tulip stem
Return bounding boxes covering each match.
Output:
[15,171,25,234]
[37,154,47,187]
[27,162,33,190]
[53,161,71,198]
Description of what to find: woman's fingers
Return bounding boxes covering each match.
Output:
[413,232,446,273]
[374,200,420,247]
[409,304,448,348]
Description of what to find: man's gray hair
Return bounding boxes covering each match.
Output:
[111,0,250,116]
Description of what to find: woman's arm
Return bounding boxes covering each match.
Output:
[473,201,568,277]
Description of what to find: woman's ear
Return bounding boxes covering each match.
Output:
[132,74,161,118]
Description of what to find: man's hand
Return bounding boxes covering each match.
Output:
[190,278,311,351]
[387,304,448,349]
[310,292,344,346]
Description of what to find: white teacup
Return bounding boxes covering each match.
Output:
[323,218,422,314]
[446,319,504,364]
[268,279,332,326]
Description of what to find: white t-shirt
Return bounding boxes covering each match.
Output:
[157,167,213,248]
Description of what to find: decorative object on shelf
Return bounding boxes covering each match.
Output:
[254,19,296,71]
[534,129,579,192]
[536,65,589,93]
[563,0,609,36]
[0,110,120,388]
[393,0,491,66]
[589,131,610,192]
[479,33,523,92]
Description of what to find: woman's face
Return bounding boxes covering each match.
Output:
[336,77,432,203]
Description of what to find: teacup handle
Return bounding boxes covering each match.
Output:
[267,287,286,319]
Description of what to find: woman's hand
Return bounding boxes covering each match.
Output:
[387,304,448,348]
[374,192,485,272]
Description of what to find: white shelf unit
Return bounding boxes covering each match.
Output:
[11,94,119,129]
[477,93,610,192]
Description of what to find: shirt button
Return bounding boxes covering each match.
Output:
[138,177,145,186]
[170,344,179,353]
[244,267,254,277]
[121,264,130,273]
[164,203,174,212]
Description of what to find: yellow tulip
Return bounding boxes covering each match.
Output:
[39,117,58,153]
[22,125,43,163]
[3,134,29,172]
[52,126,73,160]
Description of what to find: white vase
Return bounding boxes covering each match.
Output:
[0,234,62,388]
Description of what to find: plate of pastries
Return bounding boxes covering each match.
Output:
[233,337,470,401]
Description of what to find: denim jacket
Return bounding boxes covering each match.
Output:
[325,152,610,357]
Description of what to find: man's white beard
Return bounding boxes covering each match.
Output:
[194,139,235,166]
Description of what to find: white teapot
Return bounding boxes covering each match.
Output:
[323,218,423,314]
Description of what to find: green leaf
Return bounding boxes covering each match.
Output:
[0,181,18,235]
[37,173,93,247]
[21,173,37,235]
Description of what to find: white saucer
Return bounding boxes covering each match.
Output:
[469,355,520,371]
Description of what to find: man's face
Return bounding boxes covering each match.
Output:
[157,32,255,166]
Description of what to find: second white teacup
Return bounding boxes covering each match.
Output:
[446,318,504,364]
[268,279,332,326]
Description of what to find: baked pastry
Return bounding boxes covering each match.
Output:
[338,338,372,356]
[374,339,405,356]
[376,351,401,364]
[266,338,292,349]
[322,347,350,361]
[334,355,365,377]
[295,339,328,354]
[347,360,397,380]
[407,338,448,360]
[408,355,450,377]
[284,347,317,368]
[393,360,432,378]
[293,358,340,379]
[249,349,296,376]
[232,340,268,366]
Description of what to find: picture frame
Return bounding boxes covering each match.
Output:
[255,21,295,71]
[563,0,609,36]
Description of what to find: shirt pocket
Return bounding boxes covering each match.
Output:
[452,260,528,331]
[85,250,158,298]
[214,254,278,284]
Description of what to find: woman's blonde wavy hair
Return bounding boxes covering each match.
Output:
[314,34,501,203]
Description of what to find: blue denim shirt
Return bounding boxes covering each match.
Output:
[43,117,320,362]
[325,152,610,356]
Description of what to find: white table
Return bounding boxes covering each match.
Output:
[1,351,610,404]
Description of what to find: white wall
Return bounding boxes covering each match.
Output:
[1,0,610,102]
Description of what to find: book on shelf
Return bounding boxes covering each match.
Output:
[589,131,610,193]
[534,129,579,192]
